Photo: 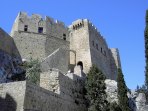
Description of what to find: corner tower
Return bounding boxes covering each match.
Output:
[69,19,119,80]
[69,19,92,74]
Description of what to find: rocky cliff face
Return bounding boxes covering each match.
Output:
[0,28,23,83]
[105,79,148,111]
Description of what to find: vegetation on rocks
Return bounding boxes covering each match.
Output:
[23,59,41,85]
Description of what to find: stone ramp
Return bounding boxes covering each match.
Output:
[41,48,69,74]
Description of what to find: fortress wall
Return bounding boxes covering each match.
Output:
[12,31,47,61]
[88,23,112,78]
[108,49,118,80]
[12,31,69,61]
[11,12,70,62]
[45,17,69,41]
[110,48,121,68]
[11,12,46,34]
[24,80,86,111]
[0,81,26,111]
[11,12,69,42]
[0,81,86,111]
[45,35,69,57]
[88,23,117,79]
[40,69,86,105]
[41,48,69,74]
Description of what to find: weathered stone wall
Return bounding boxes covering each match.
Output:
[11,12,70,61]
[41,48,69,74]
[69,19,92,73]
[12,31,47,61]
[24,80,86,111]
[40,68,86,105]
[11,12,69,41]
[0,81,26,111]
[11,31,69,61]
[69,19,118,80]
[0,28,23,83]
[88,22,113,78]
[0,80,86,111]
[45,35,69,57]
[110,48,121,68]
[10,12,120,80]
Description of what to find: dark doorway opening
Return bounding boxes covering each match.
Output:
[38,27,43,33]
[77,61,83,70]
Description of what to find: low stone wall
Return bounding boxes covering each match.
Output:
[24,81,86,111]
[40,68,86,105]
[0,81,26,111]
[0,80,86,111]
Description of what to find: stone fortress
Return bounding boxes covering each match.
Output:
[0,12,122,111]
[11,12,121,79]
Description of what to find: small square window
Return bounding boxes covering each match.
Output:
[63,37,66,40]
[24,25,28,32]
[38,27,43,33]
[63,34,66,40]
[101,47,103,53]
[96,44,98,50]
[92,41,94,46]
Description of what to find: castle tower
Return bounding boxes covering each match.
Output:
[69,19,120,80]
[69,19,92,74]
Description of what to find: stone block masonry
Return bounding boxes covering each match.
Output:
[0,11,123,111]
[11,12,121,80]
[0,80,87,111]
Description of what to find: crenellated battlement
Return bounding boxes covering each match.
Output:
[11,12,69,42]
[17,12,67,28]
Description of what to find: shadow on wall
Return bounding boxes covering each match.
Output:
[0,93,17,111]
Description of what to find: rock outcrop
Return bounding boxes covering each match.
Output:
[135,93,148,111]
[105,79,148,111]
[0,28,23,83]
[105,79,118,103]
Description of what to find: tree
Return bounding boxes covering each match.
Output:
[85,65,109,111]
[110,102,122,111]
[144,9,148,104]
[117,68,131,111]
[145,10,148,89]
[23,59,41,85]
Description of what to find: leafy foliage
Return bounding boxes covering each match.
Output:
[23,59,41,85]
[109,102,122,111]
[145,10,148,89]
[145,10,148,90]
[85,65,109,111]
[117,68,131,111]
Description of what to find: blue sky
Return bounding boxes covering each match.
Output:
[0,0,147,89]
